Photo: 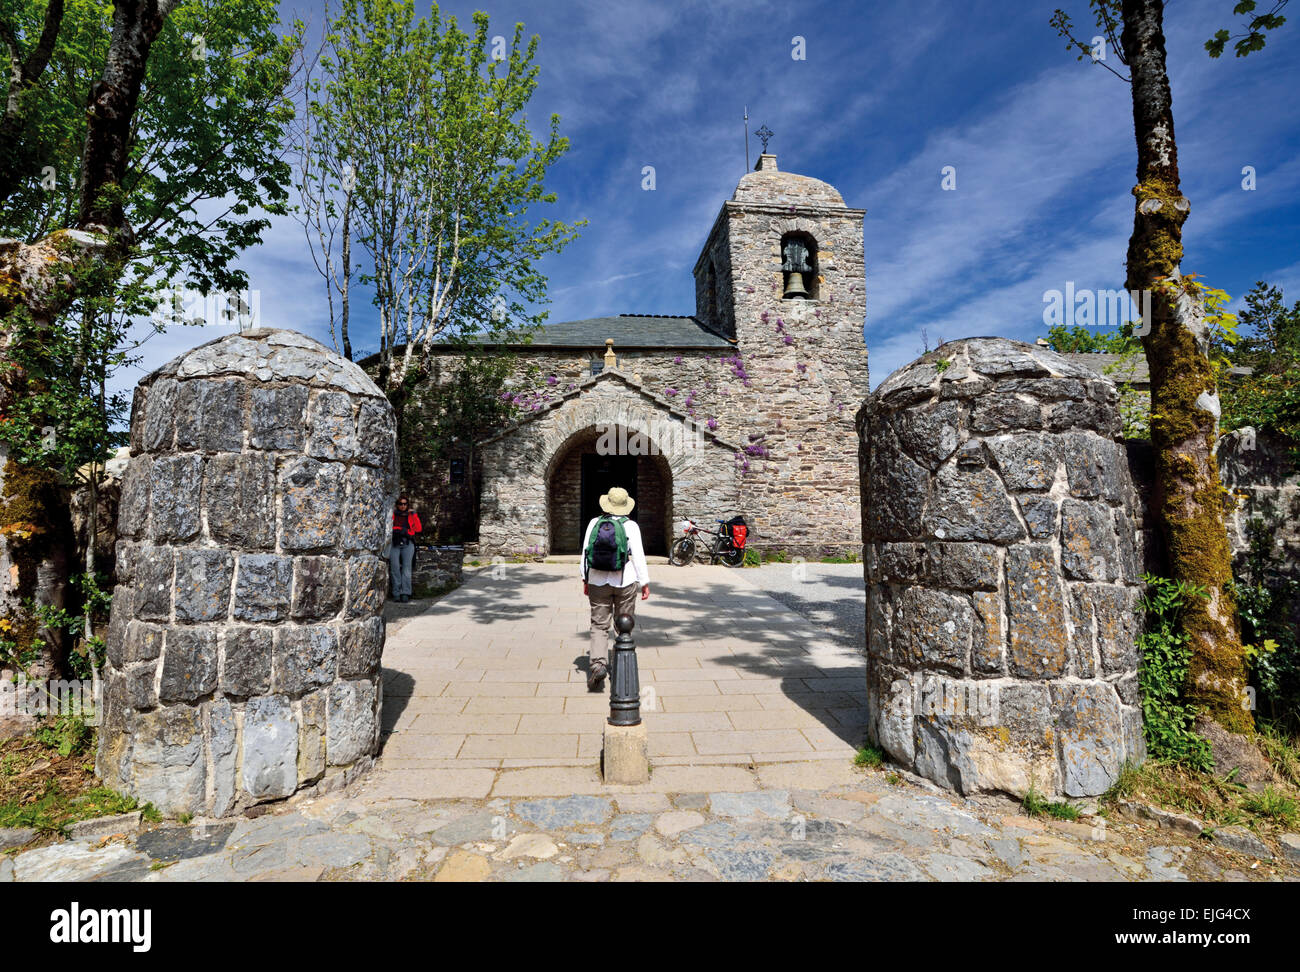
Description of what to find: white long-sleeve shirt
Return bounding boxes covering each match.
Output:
[581,516,650,588]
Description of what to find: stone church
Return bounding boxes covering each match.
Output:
[412,153,870,558]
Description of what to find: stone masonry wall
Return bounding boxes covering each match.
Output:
[860,338,1145,799]
[1126,431,1300,595]
[99,329,397,817]
[1220,429,1300,589]
[392,346,735,547]
[411,546,464,597]
[477,371,740,556]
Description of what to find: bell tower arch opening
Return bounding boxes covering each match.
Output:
[780,231,818,300]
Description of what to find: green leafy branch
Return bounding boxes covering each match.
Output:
[1206,0,1290,58]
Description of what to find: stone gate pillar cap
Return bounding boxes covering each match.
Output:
[147,327,385,399]
[872,336,1115,408]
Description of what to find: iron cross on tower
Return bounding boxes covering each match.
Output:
[755,124,774,154]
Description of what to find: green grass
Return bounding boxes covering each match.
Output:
[0,782,143,836]
[854,744,884,768]
[0,716,156,841]
[820,551,862,564]
[1241,786,1299,827]
[1022,785,1080,821]
[1100,749,1300,833]
[1257,722,1300,789]
[1103,761,1142,802]
[33,716,93,758]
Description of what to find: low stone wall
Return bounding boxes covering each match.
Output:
[1220,428,1300,583]
[860,338,1145,799]
[98,329,397,817]
[411,545,464,597]
[1126,431,1300,611]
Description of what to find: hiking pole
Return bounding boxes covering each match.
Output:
[608,614,641,727]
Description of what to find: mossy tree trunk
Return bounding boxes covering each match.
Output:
[1120,0,1252,733]
[0,451,74,680]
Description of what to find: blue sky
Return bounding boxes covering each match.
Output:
[126,0,1300,393]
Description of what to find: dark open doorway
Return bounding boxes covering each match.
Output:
[547,428,672,556]
[580,453,637,549]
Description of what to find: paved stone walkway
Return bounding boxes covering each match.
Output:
[367,563,866,800]
[6,759,1294,882]
[733,562,866,650]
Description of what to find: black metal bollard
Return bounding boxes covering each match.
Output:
[608,613,641,727]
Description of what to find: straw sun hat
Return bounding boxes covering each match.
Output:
[599,487,635,515]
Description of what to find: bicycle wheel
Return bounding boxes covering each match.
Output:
[670,537,697,566]
[719,543,743,568]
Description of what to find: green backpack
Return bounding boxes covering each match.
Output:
[585,515,630,573]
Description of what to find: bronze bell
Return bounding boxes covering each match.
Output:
[783,270,810,299]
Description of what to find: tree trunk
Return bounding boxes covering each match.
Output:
[341,184,353,361]
[77,0,177,231]
[1121,0,1253,733]
[387,380,409,450]
[0,451,73,682]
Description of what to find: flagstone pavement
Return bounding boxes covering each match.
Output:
[367,562,867,801]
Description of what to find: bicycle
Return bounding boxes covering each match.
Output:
[669,517,746,567]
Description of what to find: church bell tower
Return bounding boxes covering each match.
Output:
[690,150,868,553]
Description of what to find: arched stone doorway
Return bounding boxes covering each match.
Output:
[475,370,742,558]
[546,426,672,555]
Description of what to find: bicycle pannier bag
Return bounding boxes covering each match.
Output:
[726,515,748,550]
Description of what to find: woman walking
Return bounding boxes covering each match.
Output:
[390,494,423,602]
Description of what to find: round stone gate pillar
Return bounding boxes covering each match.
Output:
[859,337,1144,798]
[97,328,397,816]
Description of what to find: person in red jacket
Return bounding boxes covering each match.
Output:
[389,495,423,602]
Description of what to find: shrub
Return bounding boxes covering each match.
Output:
[1136,574,1214,770]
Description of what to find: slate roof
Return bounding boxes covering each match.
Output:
[1060,351,1151,385]
[467,314,734,350]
